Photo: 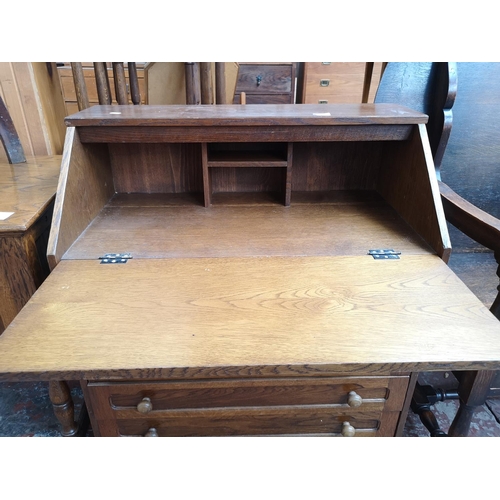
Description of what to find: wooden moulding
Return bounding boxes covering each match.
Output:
[377,124,451,261]
[47,127,114,270]
[76,125,414,144]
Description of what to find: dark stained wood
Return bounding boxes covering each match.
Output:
[97,409,389,437]
[0,95,26,164]
[127,62,141,105]
[64,103,427,127]
[70,63,90,111]
[233,63,296,105]
[362,63,374,103]
[375,62,456,170]
[77,124,414,144]
[112,63,128,105]
[200,62,214,104]
[215,62,226,104]
[49,380,78,436]
[292,141,381,192]
[185,63,201,105]
[108,143,203,194]
[87,376,407,415]
[93,63,112,105]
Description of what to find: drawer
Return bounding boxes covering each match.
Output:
[233,93,293,104]
[235,64,292,94]
[87,376,409,418]
[96,408,402,437]
[305,62,366,76]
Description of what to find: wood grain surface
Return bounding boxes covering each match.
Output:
[64,103,427,127]
[61,192,433,260]
[1,255,500,381]
[0,156,61,232]
[47,128,114,269]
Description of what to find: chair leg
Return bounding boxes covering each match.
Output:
[411,382,455,436]
[448,370,495,437]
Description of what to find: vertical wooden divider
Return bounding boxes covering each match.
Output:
[201,142,211,207]
[285,142,293,206]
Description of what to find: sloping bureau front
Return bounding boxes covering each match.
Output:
[1,104,500,437]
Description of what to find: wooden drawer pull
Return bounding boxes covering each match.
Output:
[144,428,158,437]
[341,421,356,437]
[137,397,153,413]
[347,391,363,408]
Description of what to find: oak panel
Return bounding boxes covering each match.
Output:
[1,255,500,381]
[62,194,433,260]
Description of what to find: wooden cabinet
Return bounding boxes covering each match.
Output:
[1,104,500,437]
[84,376,408,436]
[233,63,296,104]
[0,158,61,334]
[297,62,383,104]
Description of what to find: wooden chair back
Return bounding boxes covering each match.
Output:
[0,95,26,163]
[70,63,141,111]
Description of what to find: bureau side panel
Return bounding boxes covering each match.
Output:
[47,127,114,269]
[377,124,451,261]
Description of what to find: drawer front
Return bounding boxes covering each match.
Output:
[96,408,401,437]
[235,64,292,93]
[233,93,293,104]
[87,376,408,418]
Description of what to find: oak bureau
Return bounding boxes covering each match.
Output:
[1,104,500,437]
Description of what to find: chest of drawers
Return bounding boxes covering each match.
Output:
[1,104,500,437]
[233,63,296,104]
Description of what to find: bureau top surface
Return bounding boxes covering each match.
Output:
[64,103,428,127]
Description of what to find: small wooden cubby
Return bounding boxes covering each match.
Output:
[202,142,293,206]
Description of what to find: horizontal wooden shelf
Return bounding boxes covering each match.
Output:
[62,190,434,261]
[207,150,288,168]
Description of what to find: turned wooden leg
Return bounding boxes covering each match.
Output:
[49,381,78,437]
[449,370,495,437]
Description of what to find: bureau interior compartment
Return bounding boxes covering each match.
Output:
[47,121,449,268]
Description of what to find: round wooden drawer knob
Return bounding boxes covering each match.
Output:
[144,428,159,437]
[137,397,153,413]
[341,421,356,437]
[347,391,363,408]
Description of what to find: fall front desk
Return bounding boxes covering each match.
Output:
[1,104,500,437]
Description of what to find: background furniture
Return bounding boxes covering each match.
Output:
[0,94,61,335]
[0,62,66,163]
[57,63,147,114]
[375,62,500,436]
[296,63,384,104]
[232,63,296,104]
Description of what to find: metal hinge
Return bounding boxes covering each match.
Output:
[99,253,133,264]
[368,249,401,260]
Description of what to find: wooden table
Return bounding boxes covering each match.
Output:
[0,157,61,334]
[1,104,500,437]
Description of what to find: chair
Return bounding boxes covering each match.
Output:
[0,95,26,163]
[70,62,142,111]
[375,62,500,436]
